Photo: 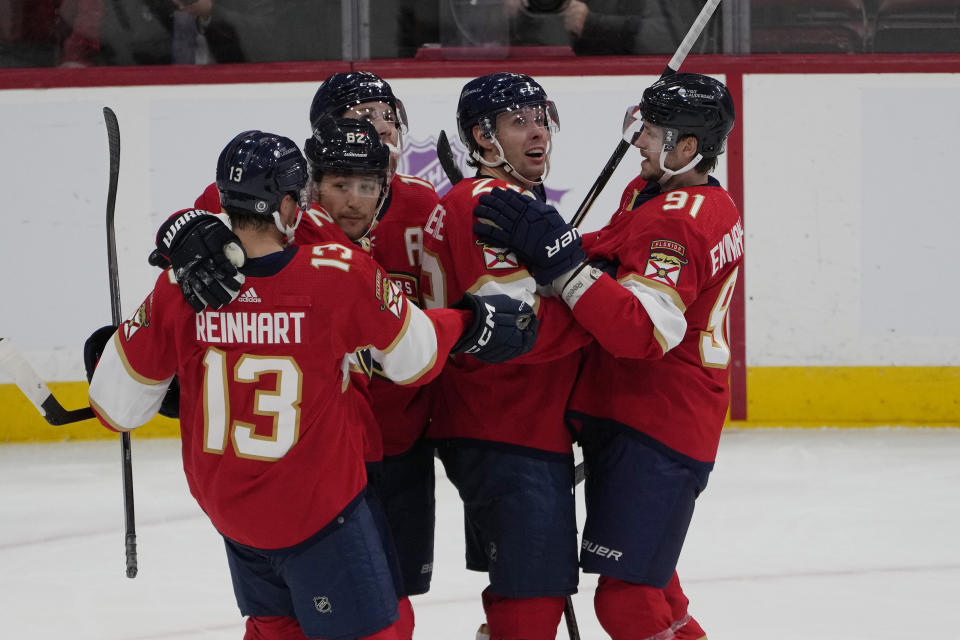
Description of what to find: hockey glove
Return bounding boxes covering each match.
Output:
[149,209,246,313]
[472,188,585,286]
[83,325,117,383]
[84,325,179,418]
[451,293,539,363]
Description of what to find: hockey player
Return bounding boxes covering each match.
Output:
[169,72,445,613]
[87,130,539,640]
[420,72,592,640]
[473,72,740,640]
[306,71,443,606]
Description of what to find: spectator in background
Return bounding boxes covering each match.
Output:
[506,0,711,56]
[0,0,101,67]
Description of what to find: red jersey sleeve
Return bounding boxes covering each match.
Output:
[421,178,591,363]
[194,182,222,213]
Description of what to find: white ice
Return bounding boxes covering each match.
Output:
[2,427,959,639]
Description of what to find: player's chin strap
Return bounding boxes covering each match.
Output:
[272,208,302,246]
[470,135,551,188]
[656,147,702,186]
[355,181,393,249]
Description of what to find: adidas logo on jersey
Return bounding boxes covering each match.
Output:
[237,287,261,303]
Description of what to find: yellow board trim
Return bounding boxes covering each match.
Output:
[733,366,960,428]
[3,366,959,442]
[0,381,180,442]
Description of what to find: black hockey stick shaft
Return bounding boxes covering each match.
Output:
[103,106,138,579]
[569,0,722,229]
[436,129,464,185]
[0,337,95,425]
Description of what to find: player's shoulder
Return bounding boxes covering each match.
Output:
[393,173,438,196]
[295,240,380,280]
[194,181,222,213]
[441,177,528,208]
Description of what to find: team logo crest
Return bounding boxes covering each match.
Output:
[122,295,152,341]
[481,244,519,270]
[376,275,405,319]
[313,596,332,614]
[643,239,688,288]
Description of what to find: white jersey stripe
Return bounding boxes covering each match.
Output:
[88,334,173,430]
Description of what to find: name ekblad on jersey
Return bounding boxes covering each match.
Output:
[480,243,519,270]
[195,310,305,345]
[710,218,744,276]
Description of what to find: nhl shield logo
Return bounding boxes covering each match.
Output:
[313,595,332,614]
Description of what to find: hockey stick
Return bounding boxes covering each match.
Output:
[569,0,722,229]
[103,106,139,580]
[0,337,95,425]
[436,129,464,185]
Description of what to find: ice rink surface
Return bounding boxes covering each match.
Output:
[2,427,958,639]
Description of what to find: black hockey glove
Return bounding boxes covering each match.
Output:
[451,293,539,363]
[472,188,585,286]
[149,210,246,313]
[84,324,180,418]
[83,325,117,383]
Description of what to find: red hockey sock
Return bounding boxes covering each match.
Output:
[393,596,415,640]
[594,576,674,640]
[481,588,566,640]
[664,572,706,639]
[244,616,308,640]
[359,618,404,640]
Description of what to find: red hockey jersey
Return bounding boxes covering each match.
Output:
[420,177,591,455]
[366,173,439,456]
[88,244,469,549]
[195,176,440,458]
[568,175,743,464]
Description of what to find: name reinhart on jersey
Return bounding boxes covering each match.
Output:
[196,311,306,345]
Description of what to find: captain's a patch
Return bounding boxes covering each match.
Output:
[643,239,688,288]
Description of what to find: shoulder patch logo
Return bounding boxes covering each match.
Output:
[122,295,152,341]
[643,239,688,288]
[379,277,405,319]
[481,244,519,270]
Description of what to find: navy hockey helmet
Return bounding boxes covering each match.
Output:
[304,117,391,178]
[309,71,408,133]
[456,72,559,151]
[215,130,308,217]
[638,73,735,158]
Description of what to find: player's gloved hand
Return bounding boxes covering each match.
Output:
[84,325,180,417]
[158,376,180,419]
[472,188,585,286]
[83,325,117,382]
[451,293,539,363]
[149,209,247,313]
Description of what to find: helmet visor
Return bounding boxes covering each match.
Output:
[344,100,409,135]
[322,174,384,199]
[493,101,560,136]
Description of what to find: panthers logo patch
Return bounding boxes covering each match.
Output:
[123,295,152,341]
